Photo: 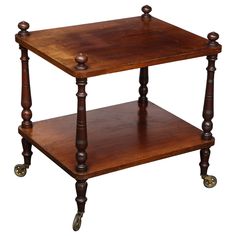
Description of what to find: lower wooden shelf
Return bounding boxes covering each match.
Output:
[18,101,214,179]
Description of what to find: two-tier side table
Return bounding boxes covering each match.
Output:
[14,5,222,231]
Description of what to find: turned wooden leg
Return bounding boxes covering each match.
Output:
[18,22,32,129]
[199,32,219,188]
[138,67,149,107]
[75,77,88,172]
[200,148,217,188]
[73,55,89,231]
[200,148,210,176]
[201,54,217,141]
[73,180,88,231]
[15,22,33,177]
[75,54,89,173]
[15,138,33,177]
[22,138,33,166]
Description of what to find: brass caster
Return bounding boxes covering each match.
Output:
[73,212,83,231]
[14,164,27,177]
[202,175,217,188]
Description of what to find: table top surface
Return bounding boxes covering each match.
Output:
[16,16,221,78]
[19,101,214,179]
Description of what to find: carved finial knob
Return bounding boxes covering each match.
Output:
[18,21,30,36]
[75,53,88,70]
[141,5,152,18]
[207,32,219,47]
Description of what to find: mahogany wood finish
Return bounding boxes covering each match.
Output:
[75,78,88,172]
[75,180,88,214]
[18,102,214,180]
[200,32,219,176]
[138,67,149,106]
[75,54,88,71]
[16,21,33,171]
[202,33,219,140]
[201,54,217,140]
[141,5,152,18]
[19,45,32,129]
[18,21,30,37]
[21,138,33,167]
[18,21,32,128]
[15,16,221,79]
[15,5,222,231]
[200,148,210,176]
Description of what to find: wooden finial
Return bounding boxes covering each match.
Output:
[141,5,152,18]
[207,32,219,47]
[18,21,30,36]
[75,53,88,70]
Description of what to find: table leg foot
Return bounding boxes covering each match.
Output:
[14,164,28,177]
[73,212,83,231]
[202,175,217,188]
[15,138,32,177]
[73,179,87,231]
[199,148,217,188]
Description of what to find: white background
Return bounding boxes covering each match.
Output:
[0,0,234,235]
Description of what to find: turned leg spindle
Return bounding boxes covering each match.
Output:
[75,77,88,172]
[199,32,219,188]
[20,45,32,128]
[73,55,89,231]
[200,148,210,176]
[15,21,33,177]
[201,54,217,140]
[74,54,89,173]
[73,180,88,231]
[138,67,149,106]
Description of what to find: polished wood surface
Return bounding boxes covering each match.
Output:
[15,17,221,78]
[15,6,222,231]
[18,101,214,180]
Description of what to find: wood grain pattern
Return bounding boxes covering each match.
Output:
[18,101,214,180]
[15,17,222,78]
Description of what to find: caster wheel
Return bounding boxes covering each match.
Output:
[73,212,83,231]
[14,164,27,177]
[202,175,217,188]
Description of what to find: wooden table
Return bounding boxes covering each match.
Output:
[15,5,222,231]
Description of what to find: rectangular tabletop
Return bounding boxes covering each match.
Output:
[19,101,214,179]
[16,16,221,78]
